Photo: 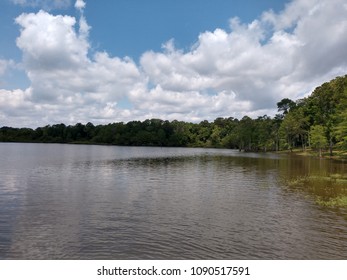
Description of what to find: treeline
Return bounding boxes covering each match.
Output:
[1,75,347,154]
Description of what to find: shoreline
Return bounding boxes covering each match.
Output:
[1,140,347,161]
[277,148,347,162]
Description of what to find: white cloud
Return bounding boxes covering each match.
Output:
[0,88,34,127]
[2,0,347,127]
[8,10,145,126]
[129,85,253,122]
[0,88,31,110]
[16,11,88,72]
[74,0,85,11]
[140,0,347,113]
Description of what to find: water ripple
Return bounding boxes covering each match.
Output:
[0,143,347,259]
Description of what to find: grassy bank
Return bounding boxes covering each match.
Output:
[279,148,347,161]
[286,174,347,208]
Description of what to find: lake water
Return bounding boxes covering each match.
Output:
[0,143,346,259]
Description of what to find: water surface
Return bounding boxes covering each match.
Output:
[0,143,346,259]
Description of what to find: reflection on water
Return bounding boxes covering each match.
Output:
[0,143,346,259]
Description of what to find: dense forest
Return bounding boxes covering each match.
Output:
[1,75,347,155]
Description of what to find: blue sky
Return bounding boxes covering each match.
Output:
[1,0,347,127]
[84,0,286,59]
[1,0,286,63]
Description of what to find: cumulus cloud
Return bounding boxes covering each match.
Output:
[129,85,253,122]
[74,0,85,11]
[0,88,35,126]
[2,0,347,127]
[16,11,88,72]
[9,9,144,126]
[0,88,31,111]
[140,0,347,115]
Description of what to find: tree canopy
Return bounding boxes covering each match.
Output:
[1,75,347,154]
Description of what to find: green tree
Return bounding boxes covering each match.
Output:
[304,76,347,155]
[237,116,254,151]
[254,115,275,152]
[277,98,296,115]
[279,113,300,151]
[272,114,283,151]
[309,125,327,157]
[334,111,347,149]
[279,107,308,151]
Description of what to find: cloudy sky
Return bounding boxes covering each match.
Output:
[0,0,347,128]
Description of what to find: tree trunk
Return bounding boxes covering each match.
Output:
[329,137,333,157]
